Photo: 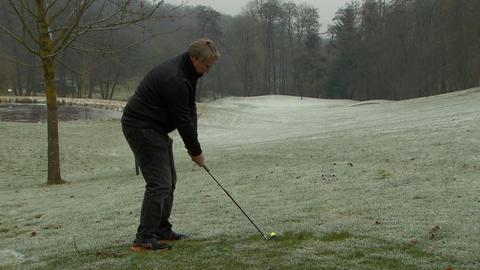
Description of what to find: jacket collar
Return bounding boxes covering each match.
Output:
[181,52,203,80]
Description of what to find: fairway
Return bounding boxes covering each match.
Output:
[1,87,479,269]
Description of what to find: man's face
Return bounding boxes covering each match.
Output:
[191,56,217,75]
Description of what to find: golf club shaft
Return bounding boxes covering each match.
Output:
[202,165,268,240]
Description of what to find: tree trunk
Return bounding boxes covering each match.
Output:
[37,0,63,185]
[42,57,63,184]
[108,73,120,100]
[75,76,83,98]
[6,13,23,96]
[88,79,94,98]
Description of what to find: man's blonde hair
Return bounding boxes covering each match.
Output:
[188,38,220,62]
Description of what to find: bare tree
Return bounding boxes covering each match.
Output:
[192,5,223,99]
[224,13,261,96]
[194,5,221,37]
[258,0,283,94]
[278,1,297,94]
[0,0,164,184]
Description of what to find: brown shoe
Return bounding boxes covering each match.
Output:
[130,239,172,252]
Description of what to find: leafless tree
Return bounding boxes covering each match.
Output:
[0,0,165,184]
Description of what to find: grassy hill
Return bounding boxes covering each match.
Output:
[1,87,479,269]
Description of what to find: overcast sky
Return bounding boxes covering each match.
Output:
[166,0,352,33]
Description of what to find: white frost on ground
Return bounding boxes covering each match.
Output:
[198,87,480,146]
[0,249,26,265]
[0,86,479,269]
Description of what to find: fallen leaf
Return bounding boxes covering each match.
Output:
[430,225,440,239]
[43,224,62,230]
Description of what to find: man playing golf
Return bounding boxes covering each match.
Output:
[121,38,220,251]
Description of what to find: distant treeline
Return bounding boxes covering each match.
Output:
[327,0,480,100]
[0,0,478,100]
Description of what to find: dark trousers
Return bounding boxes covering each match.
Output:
[122,126,177,241]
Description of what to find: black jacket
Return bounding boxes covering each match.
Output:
[121,52,203,156]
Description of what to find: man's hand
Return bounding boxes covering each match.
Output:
[191,153,204,166]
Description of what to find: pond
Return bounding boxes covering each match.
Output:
[0,104,122,123]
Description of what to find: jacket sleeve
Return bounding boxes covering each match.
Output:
[165,78,202,156]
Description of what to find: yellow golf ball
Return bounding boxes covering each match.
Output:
[270,232,277,237]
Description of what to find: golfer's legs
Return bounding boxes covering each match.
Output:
[158,137,177,233]
[122,127,173,240]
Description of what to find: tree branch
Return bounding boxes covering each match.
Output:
[45,0,62,14]
[7,0,40,45]
[52,0,96,52]
[18,0,39,20]
[0,52,42,67]
[65,27,179,56]
[51,0,164,57]
[87,0,164,30]
[0,25,39,56]
[48,0,77,26]
[54,56,82,76]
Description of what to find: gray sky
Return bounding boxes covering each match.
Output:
[166,0,351,33]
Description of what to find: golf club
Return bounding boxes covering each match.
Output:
[201,165,277,240]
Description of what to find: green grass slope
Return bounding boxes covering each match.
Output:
[1,87,479,269]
